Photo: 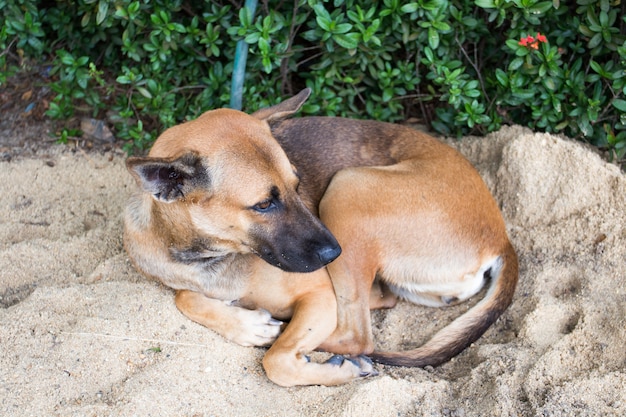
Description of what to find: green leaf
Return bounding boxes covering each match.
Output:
[495,69,508,87]
[465,80,479,90]
[115,7,128,19]
[539,64,547,77]
[542,77,556,91]
[529,1,554,14]
[509,57,524,71]
[8,20,25,32]
[77,76,88,89]
[81,12,91,28]
[465,88,481,98]
[505,39,522,51]
[428,26,439,49]
[258,37,269,54]
[333,32,360,49]
[432,21,451,31]
[46,102,60,118]
[599,10,608,27]
[400,3,419,13]
[475,0,496,8]
[60,52,75,66]
[128,1,140,15]
[612,99,626,112]
[316,16,331,31]
[423,46,434,63]
[146,79,158,93]
[150,13,162,25]
[334,23,353,34]
[27,38,44,52]
[589,60,606,76]
[382,87,393,102]
[245,32,260,43]
[96,0,109,25]
[136,87,152,99]
[555,120,570,131]
[512,89,535,99]
[172,23,186,33]
[262,56,272,73]
[587,9,600,28]
[579,118,593,137]
[588,33,602,49]
[578,24,595,37]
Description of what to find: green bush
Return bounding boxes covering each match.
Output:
[1,0,624,160]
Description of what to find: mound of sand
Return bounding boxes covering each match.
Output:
[1,125,624,416]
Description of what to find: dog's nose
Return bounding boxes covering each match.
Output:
[317,244,342,265]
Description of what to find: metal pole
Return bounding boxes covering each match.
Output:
[229,0,258,110]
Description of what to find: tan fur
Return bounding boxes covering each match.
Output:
[317,134,518,365]
[123,88,518,386]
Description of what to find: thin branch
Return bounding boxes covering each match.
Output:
[280,0,303,95]
[0,37,18,60]
[169,85,208,94]
[295,49,324,68]
[455,36,488,102]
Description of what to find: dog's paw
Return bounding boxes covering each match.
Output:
[228,307,283,347]
[325,354,378,378]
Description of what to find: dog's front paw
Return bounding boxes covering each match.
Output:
[228,307,283,347]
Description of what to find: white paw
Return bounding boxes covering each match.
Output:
[228,307,283,347]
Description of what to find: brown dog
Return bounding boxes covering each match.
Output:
[124,89,518,386]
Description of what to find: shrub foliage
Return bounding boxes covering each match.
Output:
[1,0,625,159]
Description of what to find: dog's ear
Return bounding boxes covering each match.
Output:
[126,152,209,202]
[251,88,311,124]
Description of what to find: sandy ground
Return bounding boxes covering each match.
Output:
[1,125,625,416]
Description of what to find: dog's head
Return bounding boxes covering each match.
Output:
[126,89,341,273]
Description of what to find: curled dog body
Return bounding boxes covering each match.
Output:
[123,89,518,386]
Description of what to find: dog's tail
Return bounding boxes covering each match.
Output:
[370,243,518,367]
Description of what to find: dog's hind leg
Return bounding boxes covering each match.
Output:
[262,287,376,387]
[175,290,283,347]
[369,279,398,309]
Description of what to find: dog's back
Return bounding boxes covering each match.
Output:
[272,117,451,212]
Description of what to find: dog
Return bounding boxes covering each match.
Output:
[123,88,518,386]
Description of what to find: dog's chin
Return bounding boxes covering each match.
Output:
[256,247,341,274]
[257,253,321,273]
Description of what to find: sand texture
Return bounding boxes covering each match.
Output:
[1,125,625,416]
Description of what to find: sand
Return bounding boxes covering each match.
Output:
[1,125,625,416]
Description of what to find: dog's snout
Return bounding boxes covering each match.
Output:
[317,244,342,265]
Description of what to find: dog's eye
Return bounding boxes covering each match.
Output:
[253,199,276,213]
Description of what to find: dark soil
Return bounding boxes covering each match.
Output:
[0,72,122,162]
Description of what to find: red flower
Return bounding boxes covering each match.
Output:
[518,33,548,49]
[518,35,535,47]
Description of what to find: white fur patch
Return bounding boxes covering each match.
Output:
[386,256,502,307]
